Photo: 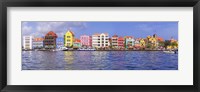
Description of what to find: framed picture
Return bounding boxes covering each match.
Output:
[0,0,199,92]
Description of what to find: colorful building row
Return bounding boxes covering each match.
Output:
[23,30,178,50]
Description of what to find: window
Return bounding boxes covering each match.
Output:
[67,36,70,38]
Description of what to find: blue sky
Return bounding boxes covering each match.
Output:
[22,21,178,40]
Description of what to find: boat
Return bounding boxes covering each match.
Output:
[59,47,68,51]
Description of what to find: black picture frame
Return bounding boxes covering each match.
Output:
[0,0,199,92]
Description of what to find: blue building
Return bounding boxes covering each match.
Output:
[56,37,64,49]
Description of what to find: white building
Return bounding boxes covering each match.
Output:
[92,33,109,48]
[23,36,33,50]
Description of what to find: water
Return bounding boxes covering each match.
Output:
[22,51,178,70]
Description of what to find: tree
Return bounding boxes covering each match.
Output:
[171,42,178,47]
[158,41,165,47]
[164,40,171,48]
[146,43,152,48]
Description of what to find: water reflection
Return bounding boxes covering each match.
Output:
[22,51,178,70]
[64,51,74,64]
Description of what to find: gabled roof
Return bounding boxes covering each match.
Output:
[67,30,75,36]
[125,36,133,39]
[157,37,164,42]
[118,37,124,40]
[102,33,109,36]
[93,33,108,36]
[45,31,58,38]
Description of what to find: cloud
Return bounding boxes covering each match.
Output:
[39,22,86,37]
[22,22,33,35]
[67,22,87,30]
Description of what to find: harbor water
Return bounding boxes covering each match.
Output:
[22,51,178,70]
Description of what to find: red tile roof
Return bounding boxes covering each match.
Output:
[157,37,164,42]
[118,37,124,40]
[45,31,57,37]
[74,38,81,43]
[34,38,44,42]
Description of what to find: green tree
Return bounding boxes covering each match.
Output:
[171,42,178,47]
[164,40,171,48]
[158,41,165,47]
[146,43,152,48]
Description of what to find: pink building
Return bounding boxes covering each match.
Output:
[80,35,92,47]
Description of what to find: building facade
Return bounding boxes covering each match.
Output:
[73,38,81,48]
[169,37,178,49]
[124,36,134,48]
[92,33,99,48]
[43,31,58,49]
[56,37,64,49]
[134,38,140,48]
[92,33,109,48]
[146,34,158,48]
[140,39,146,48]
[80,35,92,47]
[117,37,124,48]
[32,37,44,49]
[111,35,118,48]
[64,30,74,47]
[23,36,33,50]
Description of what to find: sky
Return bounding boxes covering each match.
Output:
[22,21,178,40]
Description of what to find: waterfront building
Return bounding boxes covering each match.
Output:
[23,36,33,50]
[169,37,178,49]
[56,37,64,49]
[32,37,44,49]
[134,38,141,48]
[64,30,75,47]
[43,31,58,49]
[169,37,177,43]
[157,37,164,49]
[111,35,118,48]
[92,33,109,48]
[157,37,164,42]
[73,38,81,48]
[117,37,124,48]
[80,35,92,47]
[139,39,146,48]
[124,36,134,49]
[146,34,158,48]
[92,33,99,48]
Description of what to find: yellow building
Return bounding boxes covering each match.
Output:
[140,39,146,47]
[64,30,75,47]
[147,34,157,47]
